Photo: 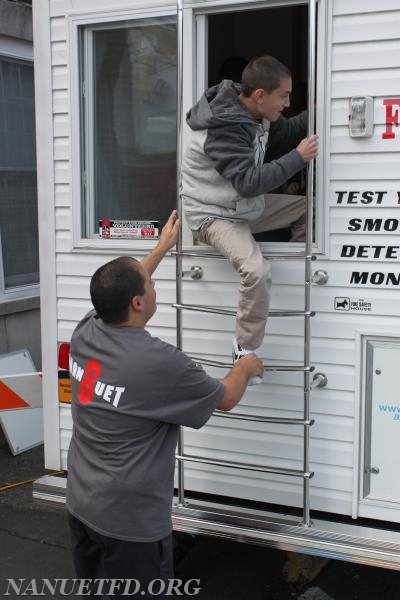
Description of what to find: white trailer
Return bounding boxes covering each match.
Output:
[32,0,400,569]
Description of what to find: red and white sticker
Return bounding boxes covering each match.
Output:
[99,220,159,240]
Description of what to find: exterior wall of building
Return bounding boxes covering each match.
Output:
[0,0,33,41]
[0,0,40,370]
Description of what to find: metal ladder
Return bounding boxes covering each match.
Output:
[173,0,319,527]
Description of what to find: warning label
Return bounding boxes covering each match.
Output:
[334,297,372,312]
[99,219,159,240]
[58,370,72,404]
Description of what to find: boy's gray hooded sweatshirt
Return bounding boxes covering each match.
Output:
[181,80,307,231]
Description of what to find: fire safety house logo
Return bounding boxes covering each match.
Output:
[335,297,350,311]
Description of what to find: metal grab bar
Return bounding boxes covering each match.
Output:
[173,303,315,318]
[172,251,316,261]
[176,453,314,479]
[213,411,315,426]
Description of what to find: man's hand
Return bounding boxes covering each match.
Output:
[296,134,318,163]
[218,354,264,411]
[141,210,180,276]
[286,181,300,195]
[157,210,180,253]
[234,354,264,381]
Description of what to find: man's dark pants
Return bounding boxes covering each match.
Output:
[68,513,174,597]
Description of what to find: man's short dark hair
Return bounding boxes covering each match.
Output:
[90,257,145,324]
[240,55,291,97]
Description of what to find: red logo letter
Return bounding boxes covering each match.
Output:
[382,99,400,139]
[78,359,101,404]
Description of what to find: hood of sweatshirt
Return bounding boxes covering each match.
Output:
[186,80,257,131]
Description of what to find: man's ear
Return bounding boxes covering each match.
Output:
[130,295,143,312]
[253,88,266,105]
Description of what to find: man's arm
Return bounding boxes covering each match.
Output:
[205,123,306,198]
[141,210,180,276]
[217,354,264,411]
[268,110,308,157]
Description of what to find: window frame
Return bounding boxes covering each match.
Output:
[0,40,40,302]
[180,0,329,257]
[68,7,178,254]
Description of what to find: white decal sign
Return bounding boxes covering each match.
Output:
[99,219,159,240]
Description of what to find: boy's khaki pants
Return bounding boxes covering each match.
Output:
[194,194,306,350]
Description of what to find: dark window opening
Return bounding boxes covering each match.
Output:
[208,5,310,243]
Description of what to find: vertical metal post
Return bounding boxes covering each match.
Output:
[176,0,185,506]
[303,0,317,527]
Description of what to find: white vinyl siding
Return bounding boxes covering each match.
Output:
[35,0,400,520]
[328,1,400,521]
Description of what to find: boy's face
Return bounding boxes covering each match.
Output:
[256,76,292,121]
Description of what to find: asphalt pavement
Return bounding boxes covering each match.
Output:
[1,429,400,599]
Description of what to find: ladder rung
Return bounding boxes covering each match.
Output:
[213,411,315,426]
[173,303,315,318]
[172,251,316,261]
[176,453,314,479]
[187,355,314,373]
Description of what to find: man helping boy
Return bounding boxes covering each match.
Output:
[181,55,318,384]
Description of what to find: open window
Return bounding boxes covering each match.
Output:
[181,1,325,253]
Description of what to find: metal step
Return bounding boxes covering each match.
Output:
[173,303,315,318]
[172,251,316,261]
[176,453,312,478]
[33,474,66,504]
[213,410,314,426]
[187,355,314,373]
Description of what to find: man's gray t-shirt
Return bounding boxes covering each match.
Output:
[66,310,224,542]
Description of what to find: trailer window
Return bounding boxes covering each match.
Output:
[80,18,177,239]
[185,3,324,250]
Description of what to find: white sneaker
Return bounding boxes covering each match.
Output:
[232,339,262,386]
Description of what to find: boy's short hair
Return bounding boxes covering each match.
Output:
[90,256,145,324]
[240,55,291,97]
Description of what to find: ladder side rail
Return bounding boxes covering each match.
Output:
[176,0,185,507]
[302,0,318,527]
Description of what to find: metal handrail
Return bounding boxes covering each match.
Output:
[176,454,314,479]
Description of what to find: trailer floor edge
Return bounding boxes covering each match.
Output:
[33,475,400,571]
